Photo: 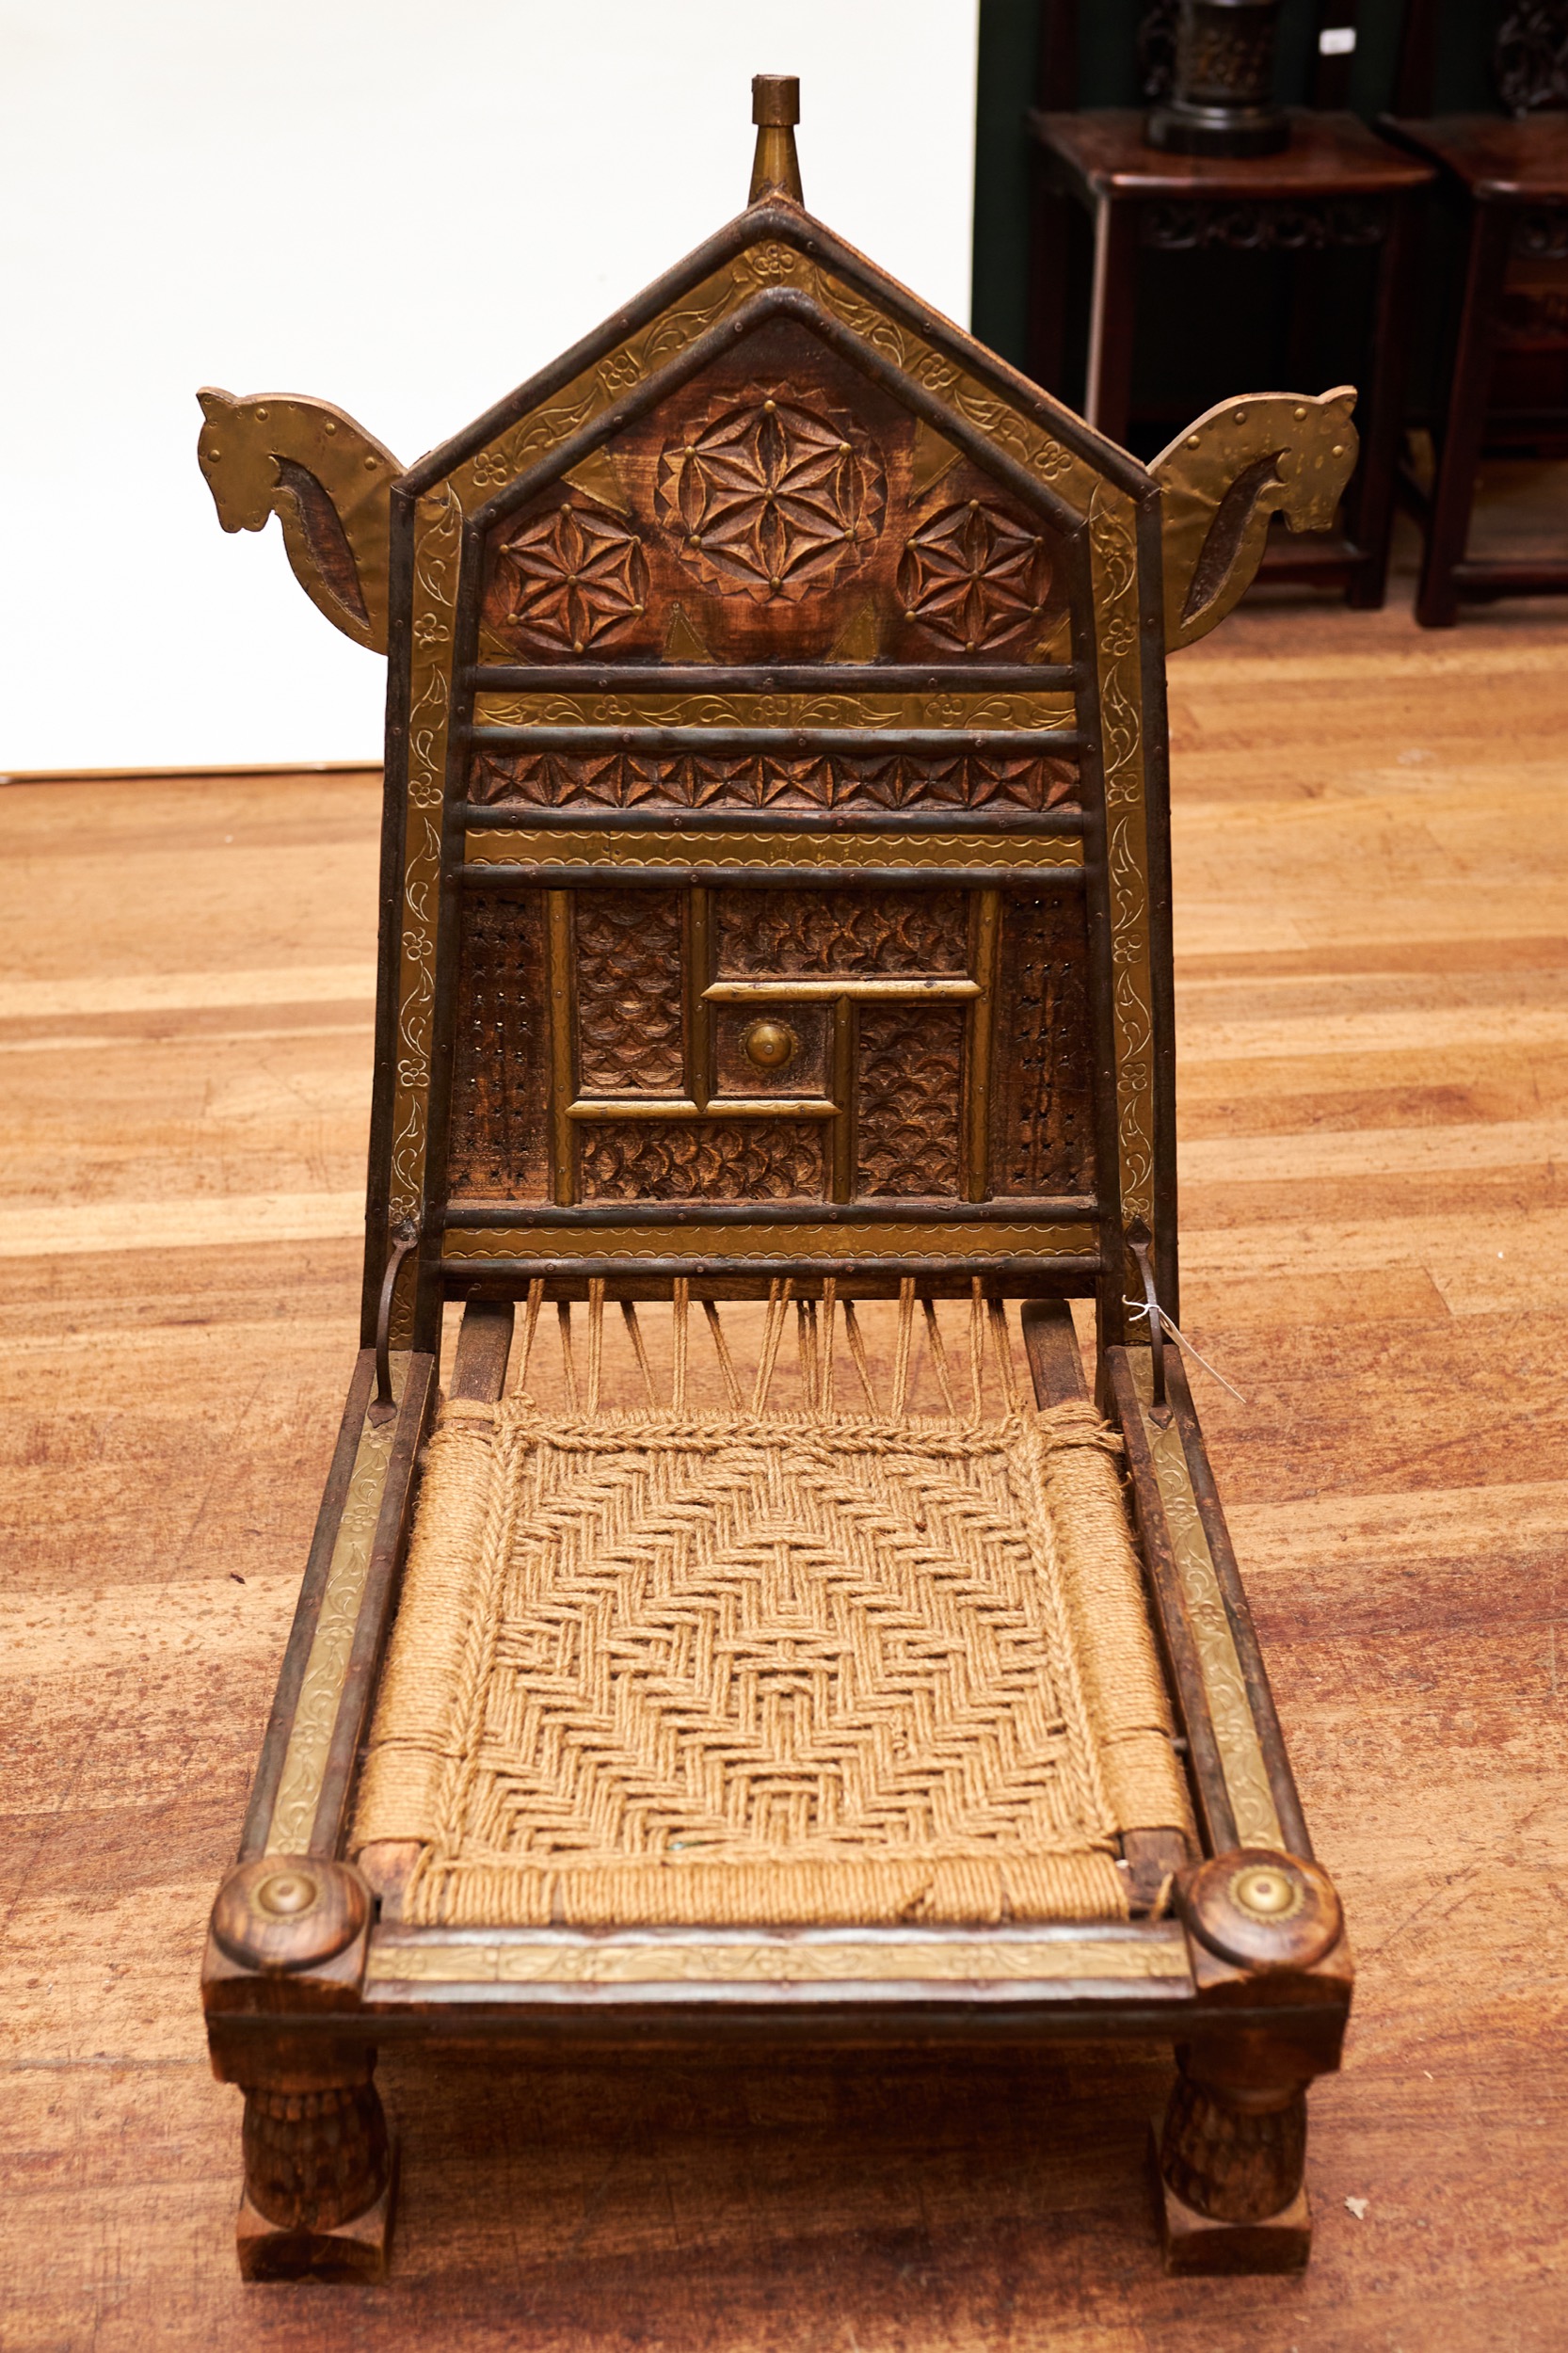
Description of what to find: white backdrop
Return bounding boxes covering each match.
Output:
[0,0,979,772]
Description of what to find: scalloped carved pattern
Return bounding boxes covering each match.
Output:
[574,890,685,1094]
[716,888,969,976]
[492,503,648,656]
[579,1121,824,1201]
[856,1005,964,1198]
[899,501,1054,653]
[656,389,886,602]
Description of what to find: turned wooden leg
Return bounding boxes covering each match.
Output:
[235,2057,396,2281]
[1153,2055,1311,2275]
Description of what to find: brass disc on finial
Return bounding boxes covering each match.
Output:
[743,1017,796,1072]
[256,1868,318,1917]
[1230,1863,1302,1923]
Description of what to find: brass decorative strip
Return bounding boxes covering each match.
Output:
[568,1096,836,1121]
[704,979,980,1004]
[1135,1382,1282,1849]
[466,828,1083,874]
[366,1927,1192,1988]
[472,689,1079,732]
[443,1220,1096,1262]
[265,1363,405,1854]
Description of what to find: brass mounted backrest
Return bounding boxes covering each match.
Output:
[197,78,1358,1358]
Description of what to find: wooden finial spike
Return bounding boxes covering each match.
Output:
[749,73,803,205]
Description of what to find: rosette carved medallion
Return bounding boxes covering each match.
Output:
[655,388,887,602]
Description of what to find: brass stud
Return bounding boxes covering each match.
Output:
[838,440,851,455]
[255,1869,318,1917]
[743,1017,796,1071]
[1331,443,1345,457]
[254,406,267,420]
[364,453,377,470]
[207,448,221,462]
[763,398,776,412]
[904,608,917,621]
[1293,405,1307,421]
[1230,1863,1302,1922]
[325,419,337,434]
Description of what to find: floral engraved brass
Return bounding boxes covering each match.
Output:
[1139,1394,1282,1849]
[656,388,886,602]
[899,500,1054,653]
[490,502,648,656]
[266,1378,402,1853]
[366,1927,1192,1988]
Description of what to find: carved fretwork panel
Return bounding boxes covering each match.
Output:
[715,887,969,976]
[579,1120,824,1202]
[856,1003,965,1199]
[989,891,1096,1197]
[447,890,551,1200]
[442,876,1093,1216]
[574,889,686,1094]
[477,317,1071,668]
[468,745,1080,814]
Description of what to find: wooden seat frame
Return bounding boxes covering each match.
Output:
[197,79,1356,2282]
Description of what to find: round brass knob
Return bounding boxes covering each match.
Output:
[743,1017,796,1072]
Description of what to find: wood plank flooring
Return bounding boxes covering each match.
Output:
[3,603,1565,2347]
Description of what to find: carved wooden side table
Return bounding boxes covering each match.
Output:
[1028,109,1432,608]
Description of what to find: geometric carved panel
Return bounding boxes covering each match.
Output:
[574,890,685,1095]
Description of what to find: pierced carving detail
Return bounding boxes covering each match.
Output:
[856,1005,964,1198]
[579,1120,823,1201]
[1141,200,1386,252]
[491,502,648,656]
[899,502,1053,653]
[448,891,550,1198]
[574,891,685,1094]
[716,888,969,977]
[470,746,1078,812]
[1496,4,1568,115]
[656,388,887,602]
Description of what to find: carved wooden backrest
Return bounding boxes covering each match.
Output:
[197,79,1359,1358]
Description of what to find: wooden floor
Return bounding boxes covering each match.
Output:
[4,594,1566,2348]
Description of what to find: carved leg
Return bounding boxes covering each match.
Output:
[1153,2056,1311,2275]
[235,2057,396,2281]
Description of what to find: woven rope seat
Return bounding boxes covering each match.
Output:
[355,1284,1192,1929]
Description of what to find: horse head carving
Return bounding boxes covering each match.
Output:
[1152,387,1359,652]
[196,389,401,653]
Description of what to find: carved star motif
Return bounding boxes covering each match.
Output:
[658,392,886,603]
[494,502,648,655]
[898,500,1052,653]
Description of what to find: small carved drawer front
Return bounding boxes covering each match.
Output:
[447,876,1095,1211]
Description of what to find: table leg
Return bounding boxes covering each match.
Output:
[1346,188,1422,611]
[1086,197,1139,448]
[1416,200,1513,629]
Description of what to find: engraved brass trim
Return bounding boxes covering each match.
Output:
[568,1096,836,1120]
[265,1362,405,1853]
[704,978,980,1003]
[365,1926,1192,1988]
[471,689,1079,732]
[1134,1374,1283,1849]
[465,828,1083,874]
[443,1220,1096,1261]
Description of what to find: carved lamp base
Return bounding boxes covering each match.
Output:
[1151,2130,1310,2274]
[237,2153,398,2283]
